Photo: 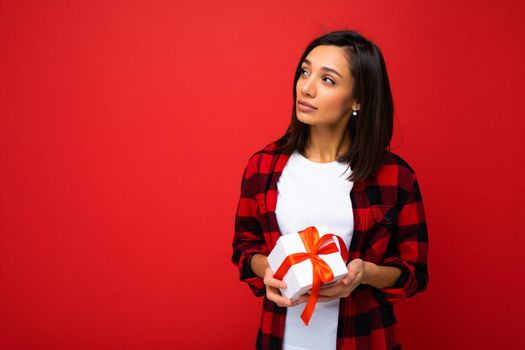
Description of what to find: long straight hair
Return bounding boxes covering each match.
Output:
[273,30,394,182]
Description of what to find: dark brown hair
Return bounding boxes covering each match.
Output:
[273,29,394,182]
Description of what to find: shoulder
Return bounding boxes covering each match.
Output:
[246,140,284,163]
[383,151,416,174]
[379,150,419,185]
[242,141,284,176]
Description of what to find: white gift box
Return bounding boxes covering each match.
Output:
[267,225,349,301]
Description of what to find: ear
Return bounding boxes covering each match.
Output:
[353,102,361,111]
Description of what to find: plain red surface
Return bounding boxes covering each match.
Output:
[1,1,524,349]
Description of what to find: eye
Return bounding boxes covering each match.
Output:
[299,67,335,85]
[323,77,335,85]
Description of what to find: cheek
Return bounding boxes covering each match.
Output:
[320,92,350,118]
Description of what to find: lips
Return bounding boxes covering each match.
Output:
[298,99,317,109]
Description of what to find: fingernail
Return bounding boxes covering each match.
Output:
[281,283,286,288]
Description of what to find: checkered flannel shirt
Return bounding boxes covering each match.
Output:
[232,141,429,350]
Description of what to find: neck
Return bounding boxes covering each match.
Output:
[304,123,351,163]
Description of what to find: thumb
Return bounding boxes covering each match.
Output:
[341,275,351,285]
[344,270,358,284]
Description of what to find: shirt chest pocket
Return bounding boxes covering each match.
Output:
[360,204,398,263]
[370,204,397,226]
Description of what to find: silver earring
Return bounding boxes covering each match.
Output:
[352,110,358,116]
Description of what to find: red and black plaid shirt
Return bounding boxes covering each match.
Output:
[231,141,429,350]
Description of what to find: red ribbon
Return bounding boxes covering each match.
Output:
[273,226,349,325]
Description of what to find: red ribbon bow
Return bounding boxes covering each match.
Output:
[273,226,349,325]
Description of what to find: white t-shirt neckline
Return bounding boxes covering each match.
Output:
[295,151,345,169]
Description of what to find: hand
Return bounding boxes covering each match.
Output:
[315,258,366,302]
[263,266,310,307]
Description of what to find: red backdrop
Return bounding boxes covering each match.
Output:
[1,1,524,349]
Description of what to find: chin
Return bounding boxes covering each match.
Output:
[296,115,312,125]
[296,111,313,122]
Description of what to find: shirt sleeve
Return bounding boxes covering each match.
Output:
[231,155,267,297]
[377,172,429,304]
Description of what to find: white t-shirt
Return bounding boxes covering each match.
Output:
[275,150,354,350]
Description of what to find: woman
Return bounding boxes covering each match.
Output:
[231,29,429,350]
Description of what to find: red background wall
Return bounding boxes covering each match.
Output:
[1,1,524,349]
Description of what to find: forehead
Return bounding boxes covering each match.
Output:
[303,45,350,77]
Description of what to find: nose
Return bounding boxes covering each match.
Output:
[300,75,315,97]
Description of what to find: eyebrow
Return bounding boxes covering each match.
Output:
[302,58,343,79]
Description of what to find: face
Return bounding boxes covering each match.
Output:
[295,45,359,127]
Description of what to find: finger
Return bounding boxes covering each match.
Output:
[300,293,310,302]
[277,298,293,307]
[267,287,293,306]
[290,294,310,306]
[340,278,348,285]
[276,278,287,289]
[289,299,300,306]
[340,275,351,285]
[269,295,291,307]
[318,285,341,297]
[347,267,362,283]
[264,276,287,289]
[263,267,287,287]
